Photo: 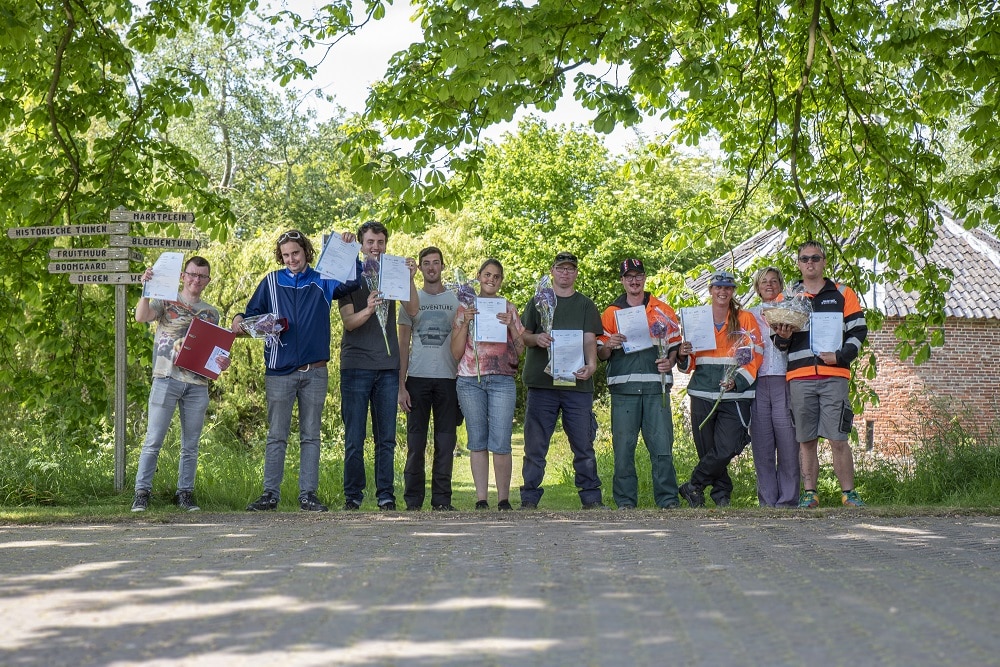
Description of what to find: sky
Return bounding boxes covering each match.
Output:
[279,0,672,154]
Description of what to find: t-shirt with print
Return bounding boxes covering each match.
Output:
[453,300,524,378]
[398,289,459,379]
[148,298,222,386]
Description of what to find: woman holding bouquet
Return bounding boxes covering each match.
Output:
[450,259,525,510]
[676,270,762,508]
[750,267,800,507]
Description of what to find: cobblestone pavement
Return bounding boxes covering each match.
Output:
[1,512,998,667]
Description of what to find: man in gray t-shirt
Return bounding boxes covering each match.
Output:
[398,246,461,510]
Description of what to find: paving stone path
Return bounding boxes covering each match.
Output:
[1,512,998,666]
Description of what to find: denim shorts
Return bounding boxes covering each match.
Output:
[456,374,516,454]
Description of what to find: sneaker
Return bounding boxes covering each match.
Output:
[617,504,636,511]
[715,497,731,508]
[678,482,705,508]
[343,500,362,511]
[582,501,610,510]
[432,504,457,511]
[475,500,490,510]
[246,492,279,512]
[406,504,422,511]
[176,491,200,512]
[299,492,328,512]
[497,500,513,511]
[842,490,865,508]
[379,501,397,511]
[520,501,538,510]
[798,490,819,509]
[661,501,681,510]
[131,490,150,512]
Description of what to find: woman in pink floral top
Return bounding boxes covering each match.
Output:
[451,259,525,510]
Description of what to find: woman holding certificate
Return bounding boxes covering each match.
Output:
[450,259,525,510]
[676,270,762,508]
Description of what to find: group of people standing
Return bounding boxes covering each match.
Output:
[130,225,867,513]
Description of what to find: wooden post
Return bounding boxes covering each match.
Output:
[115,283,127,492]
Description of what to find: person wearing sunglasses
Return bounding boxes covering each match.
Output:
[771,241,868,509]
[132,256,229,512]
[234,229,362,513]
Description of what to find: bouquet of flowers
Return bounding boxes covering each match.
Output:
[533,274,557,377]
[649,307,679,408]
[239,313,287,348]
[762,287,812,331]
[363,256,391,355]
[446,268,480,380]
[698,329,757,430]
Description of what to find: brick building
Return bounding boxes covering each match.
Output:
[686,211,1000,452]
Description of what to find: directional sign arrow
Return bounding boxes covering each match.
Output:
[48,248,143,262]
[68,273,144,285]
[48,260,130,273]
[110,235,200,250]
[7,223,130,239]
[109,210,194,223]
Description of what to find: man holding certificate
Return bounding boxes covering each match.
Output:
[772,241,868,509]
[132,256,230,512]
[597,259,682,510]
[519,251,606,510]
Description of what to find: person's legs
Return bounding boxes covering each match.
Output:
[690,400,748,504]
[493,454,512,503]
[262,373,298,500]
[640,392,679,508]
[457,376,490,501]
[429,378,458,507]
[403,376,433,508]
[772,379,801,507]
[340,368,376,505]
[815,377,857,493]
[371,369,399,506]
[485,375,516,503]
[520,388,559,506]
[135,378,182,492]
[750,376,780,507]
[560,391,602,506]
[609,393,640,508]
[175,382,209,493]
[829,438,856,490]
[296,367,328,498]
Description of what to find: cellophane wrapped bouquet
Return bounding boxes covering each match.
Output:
[533,274,557,377]
[762,287,812,331]
[239,313,286,347]
[363,256,391,355]
[446,268,480,379]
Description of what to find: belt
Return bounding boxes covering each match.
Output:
[297,360,327,372]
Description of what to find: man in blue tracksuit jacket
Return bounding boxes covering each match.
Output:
[233,229,362,512]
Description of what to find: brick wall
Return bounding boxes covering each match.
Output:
[860,317,1000,452]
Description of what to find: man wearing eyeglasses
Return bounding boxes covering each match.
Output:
[338,220,419,511]
[597,259,682,510]
[519,251,606,510]
[131,256,230,512]
[234,229,362,513]
[772,241,868,509]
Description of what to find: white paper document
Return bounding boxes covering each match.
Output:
[551,329,584,385]
[475,297,508,343]
[316,234,360,282]
[680,305,717,353]
[204,347,230,376]
[377,254,410,301]
[809,312,843,353]
[143,251,184,301]
[614,306,654,354]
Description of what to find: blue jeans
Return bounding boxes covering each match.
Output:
[262,367,328,501]
[341,368,398,506]
[520,388,602,506]
[135,377,209,493]
[456,375,516,455]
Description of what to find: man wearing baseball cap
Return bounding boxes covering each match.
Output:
[598,259,681,509]
[519,251,606,509]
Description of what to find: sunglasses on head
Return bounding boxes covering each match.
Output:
[278,231,303,244]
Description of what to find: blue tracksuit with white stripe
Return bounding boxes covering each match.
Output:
[240,264,362,376]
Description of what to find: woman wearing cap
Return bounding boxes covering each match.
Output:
[749,267,800,507]
[450,258,525,510]
[676,270,762,508]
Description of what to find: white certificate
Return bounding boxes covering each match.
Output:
[614,306,653,354]
[809,312,843,353]
[377,254,410,301]
[551,329,584,385]
[143,251,183,301]
[680,305,717,352]
[316,234,360,282]
[475,297,508,343]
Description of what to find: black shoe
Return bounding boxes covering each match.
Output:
[246,492,278,512]
[475,500,490,510]
[131,490,150,512]
[299,492,329,512]
[715,497,731,508]
[176,491,200,512]
[679,482,705,508]
[432,504,457,511]
[406,504,421,511]
[520,501,538,510]
[343,500,362,511]
[617,504,636,511]
[379,501,397,511]
[660,501,681,509]
[497,500,513,511]
[582,501,610,510]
